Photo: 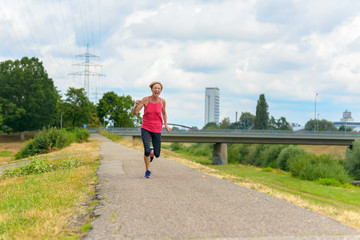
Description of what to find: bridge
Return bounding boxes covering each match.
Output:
[97,128,360,165]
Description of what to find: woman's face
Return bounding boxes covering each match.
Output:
[151,84,162,97]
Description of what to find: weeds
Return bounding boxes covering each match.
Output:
[2,156,81,178]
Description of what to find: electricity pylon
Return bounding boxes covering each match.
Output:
[69,44,105,99]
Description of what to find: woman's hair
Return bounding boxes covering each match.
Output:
[149,81,163,90]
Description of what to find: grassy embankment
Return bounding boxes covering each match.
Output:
[0,134,101,240]
[101,131,360,231]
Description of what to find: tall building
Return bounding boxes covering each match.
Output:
[205,87,220,125]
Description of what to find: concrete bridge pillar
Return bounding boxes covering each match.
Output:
[212,143,228,165]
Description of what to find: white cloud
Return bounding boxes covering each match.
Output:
[3,0,360,126]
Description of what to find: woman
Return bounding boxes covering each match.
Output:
[133,81,171,178]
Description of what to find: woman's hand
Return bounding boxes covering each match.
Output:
[165,125,172,132]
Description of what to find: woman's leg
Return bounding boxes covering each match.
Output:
[141,129,151,172]
[151,132,162,158]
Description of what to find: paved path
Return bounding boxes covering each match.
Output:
[84,134,360,240]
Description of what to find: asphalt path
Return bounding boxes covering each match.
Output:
[84,134,360,240]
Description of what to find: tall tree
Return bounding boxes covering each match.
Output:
[240,112,255,129]
[269,116,292,130]
[254,94,269,129]
[203,122,218,129]
[59,88,93,128]
[97,91,141,128]
[0,57,59,132]
[219,117,231,129]
[0,104,3,131]
[305,119,337,131]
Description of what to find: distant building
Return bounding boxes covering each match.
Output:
[333,110,360,129]
[205,87,220,125]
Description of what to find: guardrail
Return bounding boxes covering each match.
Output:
[89,127,360,137]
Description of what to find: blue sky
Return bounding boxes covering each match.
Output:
[1,0,360,128]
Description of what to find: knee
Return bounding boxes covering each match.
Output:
[144,151,150,157]
[154,152,160,158]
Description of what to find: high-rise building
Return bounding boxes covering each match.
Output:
[205,87,220,125]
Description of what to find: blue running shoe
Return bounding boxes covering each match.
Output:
[144,170,151,178]
[150,147,154,162]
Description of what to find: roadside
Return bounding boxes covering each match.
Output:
[0,138,101,240]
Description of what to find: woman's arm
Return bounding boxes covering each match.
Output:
[133,97,147,115]
[162,99,171,132]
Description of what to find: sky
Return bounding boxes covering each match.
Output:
[1,0,360,128]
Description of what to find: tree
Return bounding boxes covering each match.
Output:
[338,125,353,132]
[97,91,141,128]
[254,94,269,129]
[59,88,93,128]
[219,117,231,129]
[240,112,255,129]
[305,119,337,131]
[0,104,3,131]
[203,122,218,129]
[269,116,292,130]
[0,57,59,132]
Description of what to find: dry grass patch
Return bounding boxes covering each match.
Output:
[0,142,24,165]
[300,145,347,158]
[0,139,101,240]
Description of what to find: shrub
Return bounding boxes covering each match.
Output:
[316,178,342,187]
[258,145,286,168]
[170,142,184,151]
[74,128,90,142]
[193,147,212,158]
[345,139,360,179]
[288,153,350,184]
[228,144,242,164]
[287,153,312,177]
[276,146,307,171]
[16,128,89,159]
[244,144,265,165]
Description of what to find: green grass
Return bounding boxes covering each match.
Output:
[100,131,123,142]
[0,151,12,157]
[0,141,101,240]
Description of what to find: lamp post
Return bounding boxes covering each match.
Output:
[60,112,63,129]
[314,93,318,132]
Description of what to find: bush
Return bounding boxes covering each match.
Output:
[74,128,90,142]
[288,153,350,184]
[16,128,89,159]
[287,154,312,177]
[315,178,342,187]
[170,142,184,151]
[228,144,242,164]
[258,145,286,168]
[276,146,307,171]
[244,144,265,165]
[193,147,212,158]
[345,139,360,179]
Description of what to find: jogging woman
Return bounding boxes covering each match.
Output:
[132,81,171,178]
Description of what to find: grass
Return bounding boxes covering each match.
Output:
[0,139,101,240]
[107,136,360,231]
[300,145,347,158]
[0,142,23,165]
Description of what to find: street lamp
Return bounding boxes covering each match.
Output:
[60,112,63,129]
[314,93,318,132]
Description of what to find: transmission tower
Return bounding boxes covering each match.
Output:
[69,44,105,99]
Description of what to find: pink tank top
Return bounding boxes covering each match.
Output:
[141,97,163,133]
